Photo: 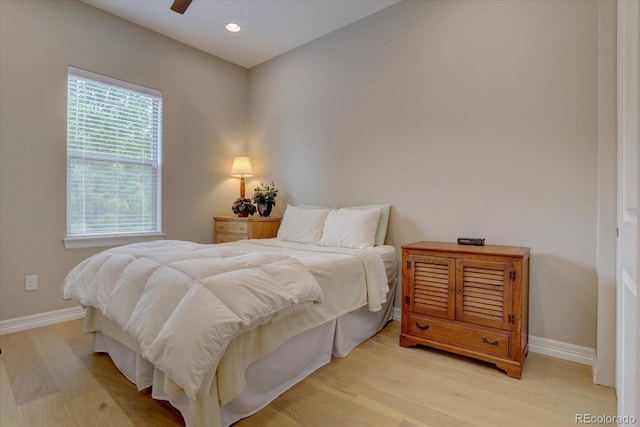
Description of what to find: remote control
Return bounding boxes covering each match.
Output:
[457,237,485,246]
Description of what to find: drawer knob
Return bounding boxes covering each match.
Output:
[482,336,499,346]
[415,322,430,331]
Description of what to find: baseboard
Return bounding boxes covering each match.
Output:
[391,307,594,366]
[0,306,86,336]
[528,335,594,367]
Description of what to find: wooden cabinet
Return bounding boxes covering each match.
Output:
[213,216,281,243]
[400,241,530,378]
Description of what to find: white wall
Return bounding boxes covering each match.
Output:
[595,0,617,386]
[249,0,615,349]
[0,0,248,320]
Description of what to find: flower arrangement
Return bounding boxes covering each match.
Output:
[253,182,278,217]
[253,182,278,205]
[231,198,256,217]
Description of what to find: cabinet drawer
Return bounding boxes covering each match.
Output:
[215,221,248,234]
[407,314,511,357]
[216,233,247,243]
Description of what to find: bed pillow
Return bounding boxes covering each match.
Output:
[276,205,331,244]
[319,208,382,249]
[344,204,390,246]
[299,204,391,246]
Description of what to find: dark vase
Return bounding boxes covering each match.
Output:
[258,202,273,217]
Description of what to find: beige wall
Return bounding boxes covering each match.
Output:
[248,0,613,348]
[0,0,617,354]
[0,0,248,320]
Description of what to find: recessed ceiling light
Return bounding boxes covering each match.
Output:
[225,22,241,33]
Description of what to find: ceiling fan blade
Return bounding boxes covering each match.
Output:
[170,0,192,14]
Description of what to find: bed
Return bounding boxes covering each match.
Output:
[61,205,397,427]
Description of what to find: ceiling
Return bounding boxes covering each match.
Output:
[82,0,400,69]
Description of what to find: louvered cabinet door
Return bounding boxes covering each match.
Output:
[455,259,513,330]
[408,255,455,319]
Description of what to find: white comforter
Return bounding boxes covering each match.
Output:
[61,240,324,399]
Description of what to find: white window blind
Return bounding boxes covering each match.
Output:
[66,67,162,240]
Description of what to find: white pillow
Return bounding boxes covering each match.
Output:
[345,204,390,246]
[298,203,391,246]
[319,208,382,249]
[277,205,331,244]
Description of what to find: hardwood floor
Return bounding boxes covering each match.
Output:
[0,320,615,427]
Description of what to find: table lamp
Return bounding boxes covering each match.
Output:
[230,156,253,199]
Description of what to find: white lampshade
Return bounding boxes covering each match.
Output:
[230,156,254,177]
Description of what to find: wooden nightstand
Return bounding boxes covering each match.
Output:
[400,241,530,378]
[213,216,281,243]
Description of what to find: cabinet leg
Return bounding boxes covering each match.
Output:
[495,361,522,379]
[399,334,419,348]
[399,334,410,348]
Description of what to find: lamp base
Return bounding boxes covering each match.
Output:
[239,177,246,199]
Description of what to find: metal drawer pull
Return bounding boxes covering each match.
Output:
[482,336,499,346]
[415,322,429,331]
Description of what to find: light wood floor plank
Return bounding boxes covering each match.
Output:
[67,389,136,427]
[303,374,431,427]
[268,380,402,426]
[0,356,24,427]
[18,393,77,427]
[0,320,616,427]
[28,324,103,400]
[308,358,477,427]
[0,330,59,406]
[231,405,299,427]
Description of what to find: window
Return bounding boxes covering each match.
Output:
[64,67,163,249]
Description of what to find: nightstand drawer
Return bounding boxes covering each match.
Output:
[213,216,281,244]
[215,221,248,234]
[215,233,247,243]
[407,314,511,357]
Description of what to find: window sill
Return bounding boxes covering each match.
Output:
[63,232,165,250]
